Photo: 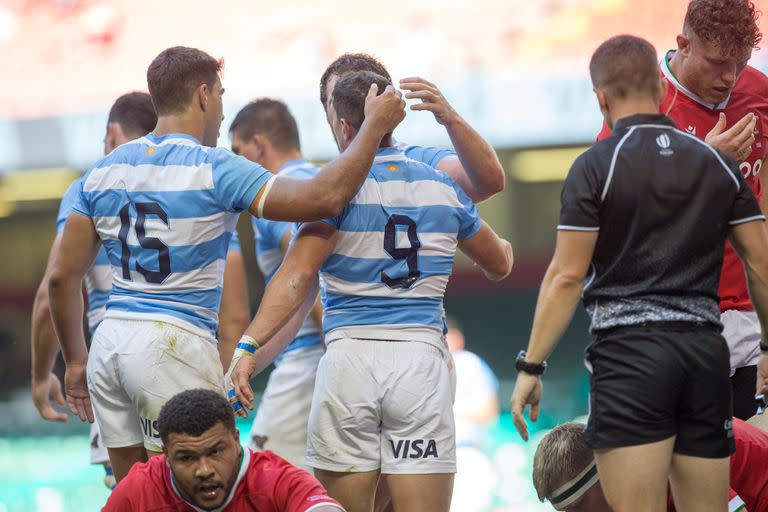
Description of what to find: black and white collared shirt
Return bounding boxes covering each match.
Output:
[560,113,764,332]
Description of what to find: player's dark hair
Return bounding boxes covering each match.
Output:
[590,35,661,100]
[107,92,157,138]
[319,53,391,108]
[685,0,762,54]
[147,46,223,116]
[157,389,235,444]
[332,71,391,131]
[229,98,301,152]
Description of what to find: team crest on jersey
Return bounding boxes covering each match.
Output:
[656,133,674,157]
[685,125,696,135]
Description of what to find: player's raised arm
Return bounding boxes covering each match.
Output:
[252,84,404,222]
[227,222,338,415]
[400,76,505,202]
[458,222,513,281]
[48,212,102,423]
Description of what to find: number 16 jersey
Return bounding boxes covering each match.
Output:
[73,132,272,338]
[318,146,481,343]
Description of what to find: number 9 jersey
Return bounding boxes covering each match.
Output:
[73,132,272,339]
[317,146,482,343]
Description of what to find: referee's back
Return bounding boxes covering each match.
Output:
[559,113,763,331]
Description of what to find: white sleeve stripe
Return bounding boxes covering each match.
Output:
[601,126,638,201]
[729,214,766,225]
[557,225,600,232]
[728,495,746,512]
[303,502,346,512]
[256,175,277,218]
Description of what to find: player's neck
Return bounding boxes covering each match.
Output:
[269,149,304,173]
[608,99,661,127]
[153,115,205,144]
[668,50,700,98]
[379,133,393,149]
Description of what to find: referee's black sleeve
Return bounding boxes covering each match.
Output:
[559,152,602,232]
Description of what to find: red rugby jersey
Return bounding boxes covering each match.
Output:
[599,51,768,312]
[667,418,768,511]
[102,449,343,512]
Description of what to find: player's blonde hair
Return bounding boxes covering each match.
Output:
[532,422,594,501]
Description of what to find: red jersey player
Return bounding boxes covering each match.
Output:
[598,0,768,420]
[531,419,768,512]
[102,389,343,512]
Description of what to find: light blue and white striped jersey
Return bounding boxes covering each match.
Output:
[73,132,273,338]
[395,140,456,169]
[252,159,322,357]
[58,177,111,335]
[319,146,482,341]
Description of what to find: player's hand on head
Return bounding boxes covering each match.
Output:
[510,373,543,442]
[363,83,406,135]
[64,363,94,423]
[400,77,458,126]
[705,112,757,163]
[31,372,68,422]
[229,356,257,418]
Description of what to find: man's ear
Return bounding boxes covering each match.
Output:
[197,83,210,112]
[104,122,126,152]
[676,32,691,58]
[340,118,355,144]
[659,76,668,100]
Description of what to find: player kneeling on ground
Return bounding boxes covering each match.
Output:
[103,389,344,511]
[532,419,768,512]
[226,71,513,512]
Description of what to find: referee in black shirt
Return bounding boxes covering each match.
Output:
[510,35,768,512]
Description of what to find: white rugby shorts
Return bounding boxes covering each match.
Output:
[249,344,324,470]
[87,318,224,452]
[306,337,457,474]
[721,309,761,375]
[89,420,109,465]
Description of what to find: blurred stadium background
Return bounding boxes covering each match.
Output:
[2,0,768,510]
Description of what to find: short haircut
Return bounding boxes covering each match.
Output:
[319,53,391,108]
[590,35,661,99]
[532,422,593,501]
[332,71,391,131]
[229,98,301,152]
[107,92,157,138]
[157,389,234,445]
[147,46,223,115]
[685,0,762,54]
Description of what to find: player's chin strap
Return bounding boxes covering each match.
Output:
[224,335,261,413]
[549,461,600,511]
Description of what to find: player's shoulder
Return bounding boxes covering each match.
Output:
[278,160,321,180]
[245,450,298,485]
[737,64,768,91]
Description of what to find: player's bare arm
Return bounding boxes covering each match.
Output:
[510,230,598,441]
[48,213,101,423]
[252,85,405,222]
[705,112,757,163]
[279,228,324,331]
[457,221,513,281]
[729,220,768,397]
[30,235,68,422]
[400,76,505,202]
[228,222,337,415]
[218,249,251,369]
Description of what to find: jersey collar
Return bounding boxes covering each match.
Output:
[145,132,203,145]
[169,448,251,512]
[374,146,406,163]
[278,158,315,175]
[661,51,731,110]
[612,113,677,133]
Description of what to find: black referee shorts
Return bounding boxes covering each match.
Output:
[583,322,735,458]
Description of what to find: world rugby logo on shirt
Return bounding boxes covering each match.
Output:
[656,133,674,157]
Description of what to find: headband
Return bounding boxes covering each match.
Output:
[549,461,600,510]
